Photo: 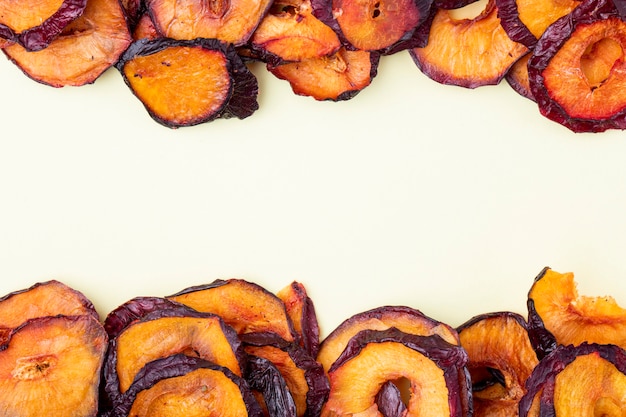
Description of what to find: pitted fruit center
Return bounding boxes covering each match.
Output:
[593,396,622,417]
[12,354,57,380]
[580,37,623,90]
[203,0,230,18]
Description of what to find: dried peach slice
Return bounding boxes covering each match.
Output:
[528,0,626,132]
[168,279,297,342]
[3,0,132,87]
[321,328,471,417]
[317,305,459,373]
[277,281,321,357]
[410,0,528,88]
[505,52,534,101]
[527,266,626,351]
[0,0,87,51]
[268,47,380,100]
[457,312,539,417]
[0,315,107,417]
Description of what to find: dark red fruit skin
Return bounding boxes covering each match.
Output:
[102,305,247,407]
[526,267,559,360]
[528,0,626,133]
[282,282,322,358]
[103,354,264,417]
[436,0,480,10]
[245,355,298,417]
[0,0,87,51]
[376,381,408,417]
[115,38,259,128]
[518,343,626,416]
[330,328,472,417]
[495,0,541,48]
[241,331,330,417]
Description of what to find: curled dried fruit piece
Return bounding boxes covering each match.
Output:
[103,296,186,339]
[527,266,626,352]
[106,354,264,417]
[277,281,321,357]
[410,0,528,88]
[317,305,459,373]
[116,38,259,128]
[268,47,380,100]
[245,355,298,417]
[321,328,471,417]
[3,0,132,87]
[457,311,539,417]
[505,52,534,101]
[528,0,626,132]
[0,315,107,417]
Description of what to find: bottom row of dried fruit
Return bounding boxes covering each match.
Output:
[0,267,624,416]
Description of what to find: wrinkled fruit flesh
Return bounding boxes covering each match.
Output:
[527,266,626,351]
[116,37,259,128]
[321,327,471,417]
[457,311,539,417]
[410,0,528,88]
[277,281,321,357]
[168,278,297,342]
[317,305,459,373]
[3,0,131,87]
[0,315,107,417]
[519,343,626,417]
[528,0,626,133]
[268,48,380,100]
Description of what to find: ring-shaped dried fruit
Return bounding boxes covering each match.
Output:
[321,328,471,417]
[116,38,259,128]
[528,0,626,132]
[277,282,321,358]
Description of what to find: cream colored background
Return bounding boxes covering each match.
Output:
[1,51,625,337]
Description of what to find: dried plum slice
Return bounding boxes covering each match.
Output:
[268,47,380,101]
[242,332,330,417]
[146,0,273,45]
[245,355,298,417]
[410,0,528,88]
[2,0,132,87]
[457,311,539,417]
[505,52,534,100]
[116,37,259,128]
[527,266,626,351]
[528,0,626,132]
[277,281,321,358]
[317,305,459,373]
[321,328,471,417]
[106,354,264,417]
[168,279,297,342]
[0,315,107,417]
[0,0,87,51]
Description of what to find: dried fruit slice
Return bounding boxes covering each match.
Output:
[132,13,160,40]
[168,279,297,342]
[376,381,408,417]
[519,343,626,417]
[103,306,245,402]
[321,328,471,417]
[2,0,132,87]
[146,0,273,45]
[527,0,626,132]
[245,355,298,417]
[117,38,259,128]
[242,332,330,417]
[250,0,341,64]
[268,47,380,100]
[457,311,539,417]
[317,305,459,373]
[410,0,528,88]
[277,281,321,357]
[106,354,264,417]
[0,0,87,51]
[0,315,107,417]
[527,266,626,351]
[505,52,534,100]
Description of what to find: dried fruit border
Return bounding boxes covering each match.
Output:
[2,0,626,131]
[1,266,626,416]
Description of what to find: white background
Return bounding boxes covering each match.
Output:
[1,50,626,337]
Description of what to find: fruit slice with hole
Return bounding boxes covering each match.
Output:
[527,266,626,350]
[410,0,528,88]
[242,332,330,417]
[317,305,459,373]
[168,279,297,342]
[527,0,626,132]
[268,47,380,100]
[106,354,264,417]
[277,281,321,357]
[457,311,539,417]
[0,315,107,417]
[3,0,131,87]
[245,355,298,417]
[321,327,471,417]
